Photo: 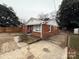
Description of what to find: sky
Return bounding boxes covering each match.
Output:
[0,0,62,22]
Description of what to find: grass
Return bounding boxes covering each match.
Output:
[69,34,79,59]
[19,34,41,44]
[70,34,79,49]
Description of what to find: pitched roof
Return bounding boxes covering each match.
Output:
[26,17,58,26]
[26,17,42,25]
[47,19,58,26]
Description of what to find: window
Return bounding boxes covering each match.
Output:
[33,25,41,32]
[49,25,51,32]
[35,25,40,31]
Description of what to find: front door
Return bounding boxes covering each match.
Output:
[27,25,33,33]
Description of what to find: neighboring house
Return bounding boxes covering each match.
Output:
[24,17,60,38]
[74,28,79,34]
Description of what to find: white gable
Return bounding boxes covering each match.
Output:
[26,18,42,25]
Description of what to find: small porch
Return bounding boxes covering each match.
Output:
[26,24,42,37]
[27,25,33,33]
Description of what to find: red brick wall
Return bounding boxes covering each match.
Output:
[32,32,41,37]
[42,24,60,39]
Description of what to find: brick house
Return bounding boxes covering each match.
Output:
[24,18,60,38]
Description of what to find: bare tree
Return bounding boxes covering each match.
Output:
[38,13,49,21]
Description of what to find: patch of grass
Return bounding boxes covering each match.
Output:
[76,55,79,59]
[19,34,41,44]
[19,34,34,43]
[18,34,27,42]
[69,34,79,59]
[70,34,79,49]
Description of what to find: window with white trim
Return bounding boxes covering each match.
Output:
[33,25,41,32]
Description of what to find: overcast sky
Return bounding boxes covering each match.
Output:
[0,0,62,21]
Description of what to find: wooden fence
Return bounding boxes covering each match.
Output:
[0,27,22,33]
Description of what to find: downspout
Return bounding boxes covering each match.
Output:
[50,25,52,32]
[41,23,43,38]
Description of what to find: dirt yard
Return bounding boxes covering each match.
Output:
[0,33,21,54]
[48,32,67,48]
[0,40,67,59]
[0,33,67,59]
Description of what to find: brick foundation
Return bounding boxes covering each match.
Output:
[32,32,41,38]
